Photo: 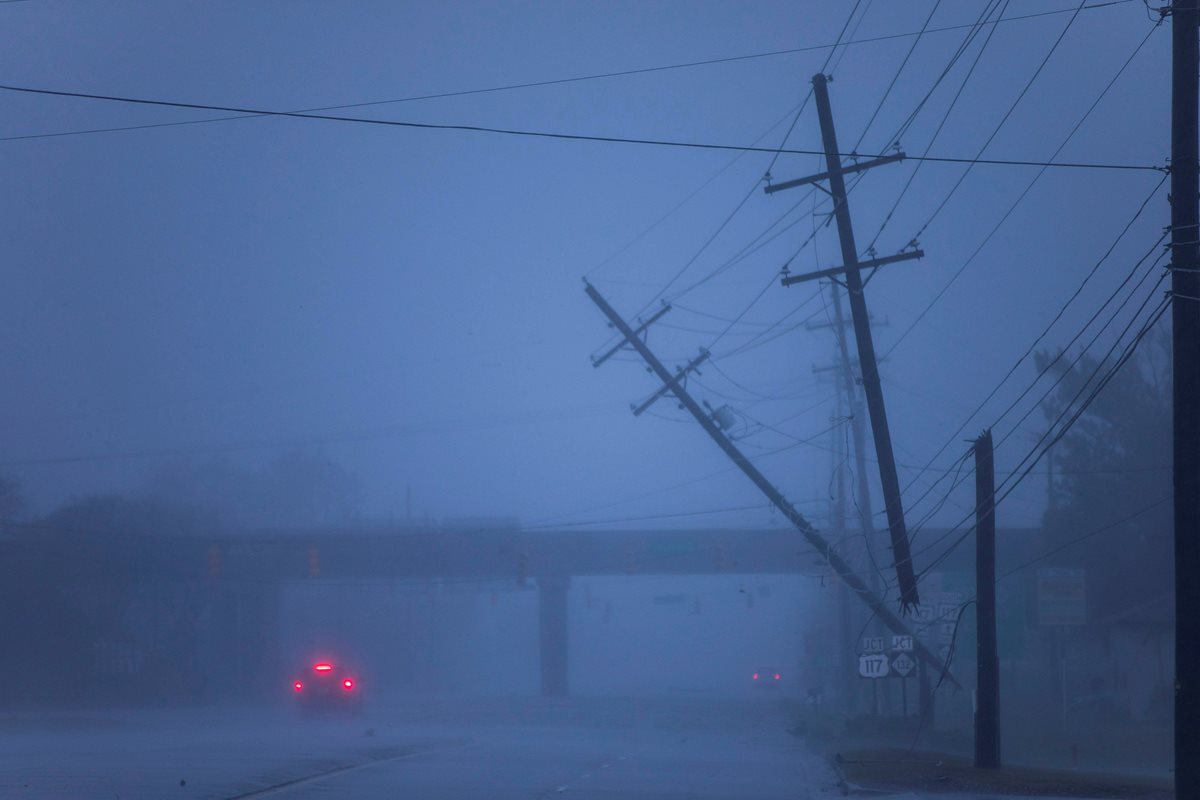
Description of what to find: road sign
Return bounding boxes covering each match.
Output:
[858,653,890,678]
[891,635,913,652]
[861,636,885,653]
[891,652,916,678]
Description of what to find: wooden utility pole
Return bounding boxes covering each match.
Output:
[830,389,857,713]
[585,281,958,686]
[973,430,1000,769]
[824,283,889,717]
[826,283,882,583]
[1173,0,1200,789]
[767,73,922,612]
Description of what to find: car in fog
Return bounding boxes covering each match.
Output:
[752,668,782,688]
[291,661,361,713]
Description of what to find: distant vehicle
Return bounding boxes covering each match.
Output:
[752,667,782,688]
[291,661,362,713]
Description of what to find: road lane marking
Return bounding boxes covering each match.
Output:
[221,740,469,799]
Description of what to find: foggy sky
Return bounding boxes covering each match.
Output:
[0,1,1169,531]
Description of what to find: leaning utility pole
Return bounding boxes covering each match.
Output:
[973,430,1000,770]
[766,73,922,612]
[1173,0,1200,790]
[585,281,957,686]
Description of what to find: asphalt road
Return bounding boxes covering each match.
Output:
[0,695,843,799]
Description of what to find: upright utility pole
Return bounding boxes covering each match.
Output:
[1173,0,1200,789]
[973,430,1000,769]
[826,283,881,591]
[768,73,922,612]
[830,390,857,713]
[585,282,957,685]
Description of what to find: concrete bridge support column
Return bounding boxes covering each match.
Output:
[212,582,280,701]
[538,575,569,697]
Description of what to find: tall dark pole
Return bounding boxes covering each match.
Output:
[538,575,569,697]
[812,73,919,612]
[973,430,1000,769]
[1173,0,1200,789]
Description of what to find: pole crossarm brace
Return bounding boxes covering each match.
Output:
[633,349,710,416]
[591,302,671,368]
[782,250,925,287]
[764,152,905,195]
[583,280,958,688]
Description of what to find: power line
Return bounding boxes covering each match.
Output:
[712,287,827,361]
[0,405,618,468]
[667,186,823,301]
[913,286,1170,580]
[626,0,867,321]
[849,0,945,155]
[997,495,1170,581]
[891,178,1166,516]
[871,0,1156,281]
[880,7,1163,365]
[0,84,1164,173]
[525,503,768,529]
[0,2,1137,144]
[585,101,804,280]
[993,248,1169,450]
[827,0,874,78]
[909,261,1167,564]
[899,243,1169,564]
[863,0,1010,252]
[909,0,1093,242]
[764,0,863,177]
[924,296,1170,579]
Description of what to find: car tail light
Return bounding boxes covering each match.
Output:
[313,663,333,672]
[774,673,781,681]
[343,679,354,690]
[293,681,303,692]
[752,673,759,680]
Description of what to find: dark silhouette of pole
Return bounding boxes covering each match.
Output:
[1174,0,1200,789]
[811,73,919,612]
[538,575,569,696]
[974,430,1000,769]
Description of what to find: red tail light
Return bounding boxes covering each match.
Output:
[313,663,333,672]
[774,673,781,681]
[752,673,759,680]
[342,679,354,690]
[293,681,303,692]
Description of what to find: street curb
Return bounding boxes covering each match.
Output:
[826,753,850,796]
[827,753,914,797]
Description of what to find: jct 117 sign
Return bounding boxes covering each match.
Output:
[858,653,890,678]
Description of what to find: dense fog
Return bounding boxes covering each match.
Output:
[0,1,1181,798]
